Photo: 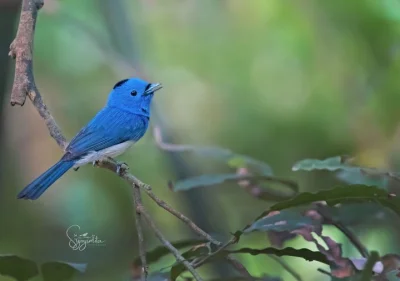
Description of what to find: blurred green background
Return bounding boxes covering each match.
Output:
[1,0,400,280]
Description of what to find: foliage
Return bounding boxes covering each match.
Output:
[0,256,86,281]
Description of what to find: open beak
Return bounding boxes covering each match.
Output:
[144,83,162,95]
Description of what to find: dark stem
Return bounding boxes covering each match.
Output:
[137,205,203,281]
[192,236,239,269]
[269,256,303,281]
[225,256,253,278]
[317,268,332,277]
[133,185,147,280]
[317,206,369,258]
[138,179,221,246]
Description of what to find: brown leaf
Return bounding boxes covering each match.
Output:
[267,231,297,248]
[293,228,355,278]
[381,254,400,272]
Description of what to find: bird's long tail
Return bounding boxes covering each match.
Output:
[17,160,75,200]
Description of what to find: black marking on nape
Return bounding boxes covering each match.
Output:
[113,79,129,89]
[145,83,152,91]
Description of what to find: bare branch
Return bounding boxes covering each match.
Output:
[225,256,253,278]
[137,204,204,281]
[9,0,67,149]
[9,0,43,106]
[269,256,303,281]
[192,236,239,270]
[138,180,221,246]
[316,205,369,259]
[133,185,148,280]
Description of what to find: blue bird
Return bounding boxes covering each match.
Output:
[17,78,162,200]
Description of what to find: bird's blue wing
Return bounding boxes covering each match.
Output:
[63,107,148,160]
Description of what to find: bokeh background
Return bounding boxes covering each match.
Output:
[1,0,400,280]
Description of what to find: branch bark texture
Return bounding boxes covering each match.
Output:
[9,0,67,149]
[9,0,42,106]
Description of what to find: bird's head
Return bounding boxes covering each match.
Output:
[107,77,162,117]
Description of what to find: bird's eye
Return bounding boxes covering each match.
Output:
[131,90,137,96]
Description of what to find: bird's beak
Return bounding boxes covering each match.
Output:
[144,83,162,95]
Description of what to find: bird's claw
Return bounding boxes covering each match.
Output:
[91,158,128,175]
[116,162,129,175]
[73,167,80,171]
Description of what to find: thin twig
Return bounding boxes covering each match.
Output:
[317,268,332,277]
[317,206,369,258]
[209,236,239,259]
[225,256,253,279]
[137,205,203,281]
[132,176,222,246]
[269,256,303,281]
[192,236,239,269]
[133,184,147,280]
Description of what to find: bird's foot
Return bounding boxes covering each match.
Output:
[91,158,128,175]
[116,162,129,176]
[73,167,80,171]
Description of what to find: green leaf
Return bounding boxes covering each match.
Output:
[133,272,170,281]
[226,155,273,176]
[41,261,87,281]
[227,156,247,169]
[244,210,315,233]
[173,174,298,201]
[0,255,38,281]
[336,170,388,189]
[154,129,273,176]
[133,239,207,265]
[170,246,327,280]
[225,247,329,264]
[292,156,399,188]
[255,185,400,219]
[206,277,281,281]
[324,202,383,226]
[293,156,355,172]
[174,174,241,191]
[358,251,379,281]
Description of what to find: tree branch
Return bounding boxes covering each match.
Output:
[138,205,203,281]
[316,206,369,259]
[225,256,253,278]
[133,185,147,280]
[134,177,222,246]
[9,0,42,106]
[9,0,67,148]
[269,256,303,281]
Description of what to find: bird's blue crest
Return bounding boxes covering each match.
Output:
[106,77,159,117]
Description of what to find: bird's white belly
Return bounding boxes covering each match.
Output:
[73,140,135,168]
